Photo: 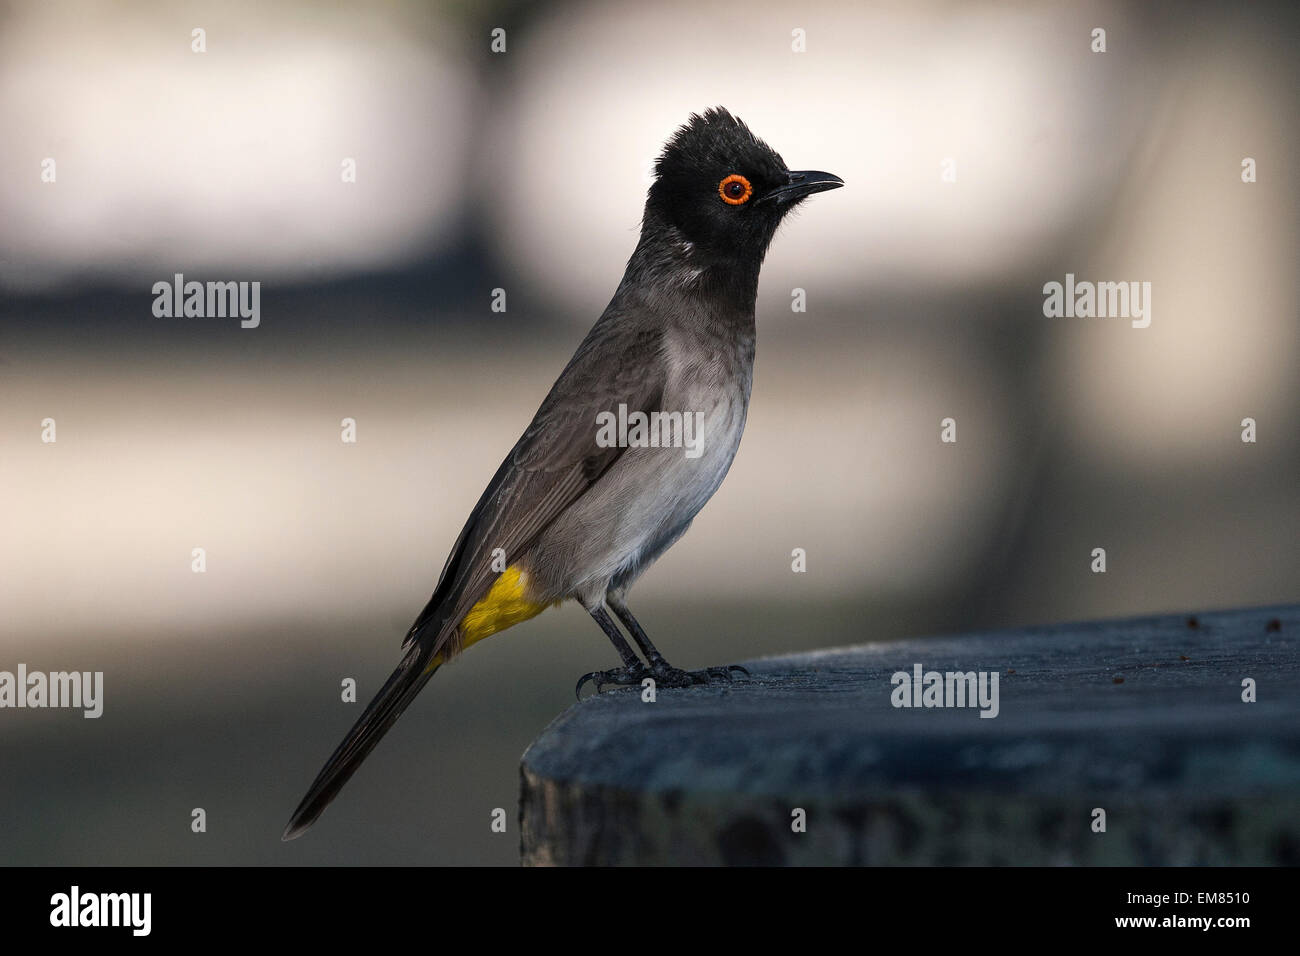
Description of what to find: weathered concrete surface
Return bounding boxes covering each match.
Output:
[520,605,1299,865]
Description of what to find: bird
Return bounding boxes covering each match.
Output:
[282,107,843,840]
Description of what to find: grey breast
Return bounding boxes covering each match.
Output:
[527,313,756,605]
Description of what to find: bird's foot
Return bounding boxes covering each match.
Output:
[650,662,750,688]
[575,662,749,699]
[575,663,649,699]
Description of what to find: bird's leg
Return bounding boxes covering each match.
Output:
[575,605,650,699]
[607,596,749,688]
[607,596,671,670]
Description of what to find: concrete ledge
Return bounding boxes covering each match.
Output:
[519,605,1299,865]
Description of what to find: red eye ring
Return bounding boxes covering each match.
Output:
[718,174,752,205]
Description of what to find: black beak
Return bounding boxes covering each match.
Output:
[761,169,844,205]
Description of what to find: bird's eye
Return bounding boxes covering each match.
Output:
[718,174,752,205]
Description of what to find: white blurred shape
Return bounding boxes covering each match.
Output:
[0,1,476,290]
[0,335,1009,645]
[1050,30,1299,469]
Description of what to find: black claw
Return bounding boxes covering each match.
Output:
[576,664,649,700]
[575,671,600,700]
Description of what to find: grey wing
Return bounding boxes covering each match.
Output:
[404,318,665,658]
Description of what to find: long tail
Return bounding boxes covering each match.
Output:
[282,643,440,841]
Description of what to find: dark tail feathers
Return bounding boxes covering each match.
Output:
[282,643,439,841]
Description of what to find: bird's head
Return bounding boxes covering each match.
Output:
[643,107,843,273]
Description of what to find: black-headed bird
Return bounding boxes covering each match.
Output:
[283,108,842,840]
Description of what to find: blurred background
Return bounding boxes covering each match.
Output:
[0,0,1296,865]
